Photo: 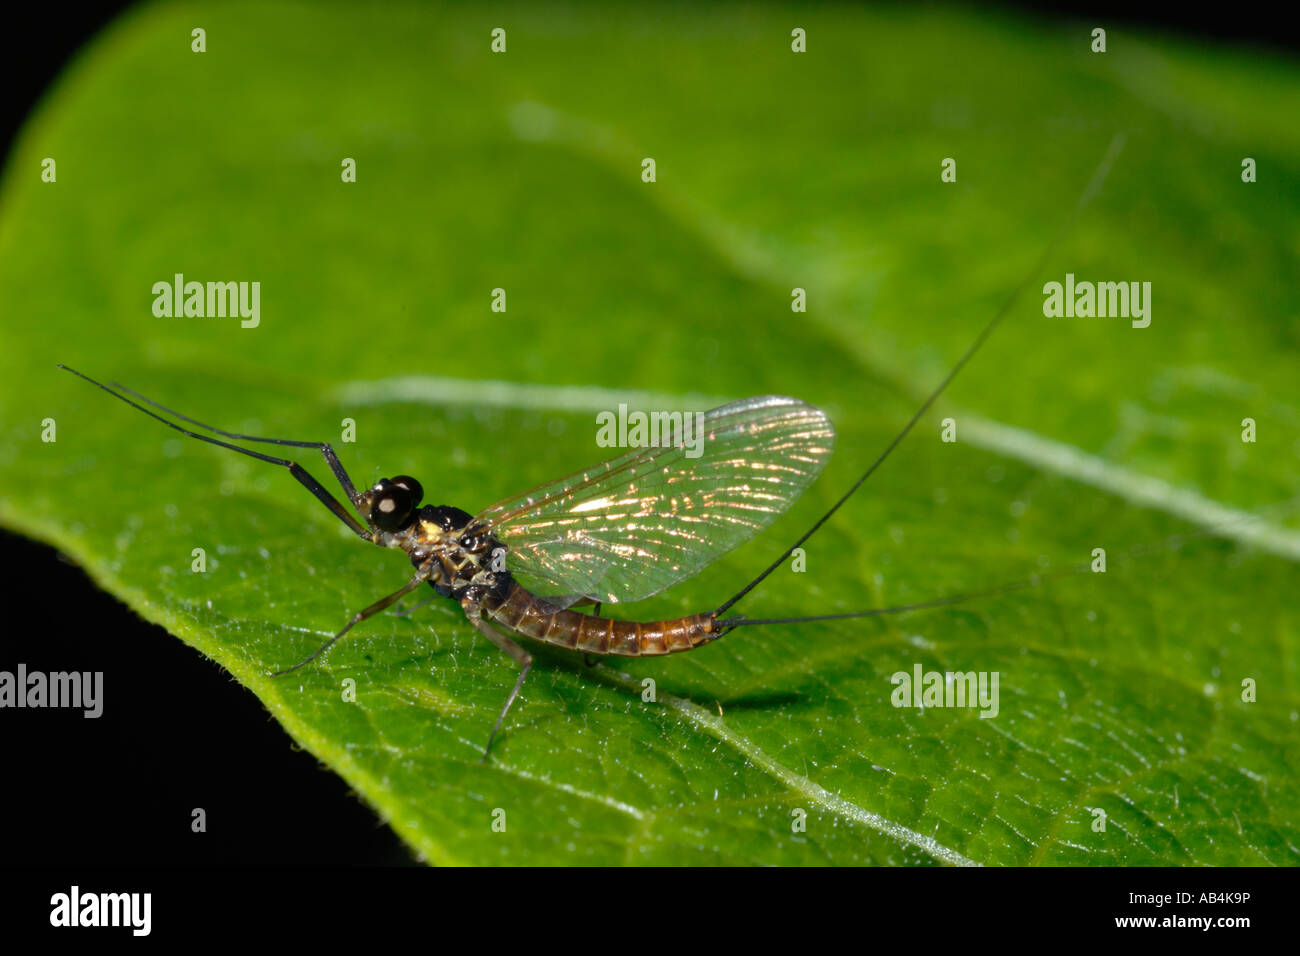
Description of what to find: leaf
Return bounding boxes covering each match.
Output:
[2,2,1297,865]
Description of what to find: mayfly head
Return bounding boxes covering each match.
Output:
[364,475,424,532]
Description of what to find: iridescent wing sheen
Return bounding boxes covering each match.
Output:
[474,396,835,606]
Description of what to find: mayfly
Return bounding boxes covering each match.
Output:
[60,138,1125,758]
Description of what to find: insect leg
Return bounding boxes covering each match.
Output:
[109,378,367,519]
[59,366,370,539]
[272,574,426,676]
[463,603,532,761]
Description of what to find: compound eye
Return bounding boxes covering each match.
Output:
[391,475,423,507]
[371,479,414,532]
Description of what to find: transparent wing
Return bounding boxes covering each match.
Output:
[475,396,835,606]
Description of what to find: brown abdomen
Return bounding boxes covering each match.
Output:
[484,581,717,657]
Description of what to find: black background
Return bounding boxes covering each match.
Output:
[1,3,1294,869]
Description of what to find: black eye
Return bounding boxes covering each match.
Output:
[391,475,423,506]
[370,479,414,532]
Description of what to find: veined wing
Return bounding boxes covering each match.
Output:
[474,396,835,606]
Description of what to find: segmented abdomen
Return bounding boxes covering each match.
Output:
[484,581,717,657]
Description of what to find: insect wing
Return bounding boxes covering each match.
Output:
[475,396,835,606]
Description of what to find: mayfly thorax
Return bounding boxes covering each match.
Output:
[59,135,1127,758]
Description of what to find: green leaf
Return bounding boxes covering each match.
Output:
[2,1,1297,865]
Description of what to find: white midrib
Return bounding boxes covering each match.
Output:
[336,373,1300,563]
[271,607,967,861]
[594,665,981,866]
[330,103,1297,864]
[333,369,1299,867]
